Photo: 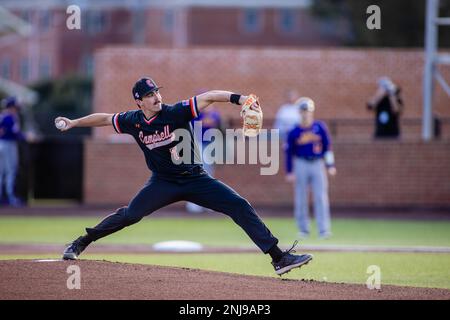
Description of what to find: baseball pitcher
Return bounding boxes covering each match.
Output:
[55,77,312,276]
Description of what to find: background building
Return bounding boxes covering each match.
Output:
[0,0,350,85]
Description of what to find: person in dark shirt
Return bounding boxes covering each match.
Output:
[0,97,24,206]
[367,77,404,138]
[55,77,313,276]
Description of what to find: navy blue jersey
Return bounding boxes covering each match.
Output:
[0,113,24,141]
[112,97,203,178]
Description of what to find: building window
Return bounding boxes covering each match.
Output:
[163,9,174,32]
[86,10,107,34]
[39,10,52,32]
[1,58,12,79]
[80,54,94,76]
[39,58,51,79]
[20,58,31,82]
[319,20,337,37]
[21,10,32,23]
[242,9,263,33]
[278,9,297,34]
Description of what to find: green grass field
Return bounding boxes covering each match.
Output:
[1,216,449,289]
[1,216,450,247]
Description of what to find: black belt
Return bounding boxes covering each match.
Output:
[179,166,206,176]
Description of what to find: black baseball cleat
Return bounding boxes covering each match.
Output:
[62,236,88,260]
[272,240,313,276]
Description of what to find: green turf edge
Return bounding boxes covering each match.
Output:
[0,216,450,247]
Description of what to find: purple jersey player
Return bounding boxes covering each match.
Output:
[285,97,336,239]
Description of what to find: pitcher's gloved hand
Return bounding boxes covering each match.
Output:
[240,94,263,137]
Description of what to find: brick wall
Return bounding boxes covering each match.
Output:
[84,139,450,207]
[92,47,450,139]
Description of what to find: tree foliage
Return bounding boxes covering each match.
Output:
[311,0,450,47]
[30,75,93,137]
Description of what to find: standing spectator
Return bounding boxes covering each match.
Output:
[274,89,301,142]
[367,77,404,139]
[285,97,336,239]
[0,97,24,206]
[186,104,222,213]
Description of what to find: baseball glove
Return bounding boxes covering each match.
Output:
[240,94,263,137]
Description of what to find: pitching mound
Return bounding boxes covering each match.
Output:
[0,260,448,300]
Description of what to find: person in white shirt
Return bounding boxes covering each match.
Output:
[273,89,301,143]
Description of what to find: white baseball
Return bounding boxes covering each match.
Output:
[56,120,66,129]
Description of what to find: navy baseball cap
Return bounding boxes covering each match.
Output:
[297,97,315,112]
[1,97,20,109]
[132,77,162,100]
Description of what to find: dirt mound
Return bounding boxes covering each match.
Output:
[0,260,448,300]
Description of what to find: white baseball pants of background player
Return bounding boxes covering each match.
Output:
[293,157,331,238]
[0,140,19,205]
